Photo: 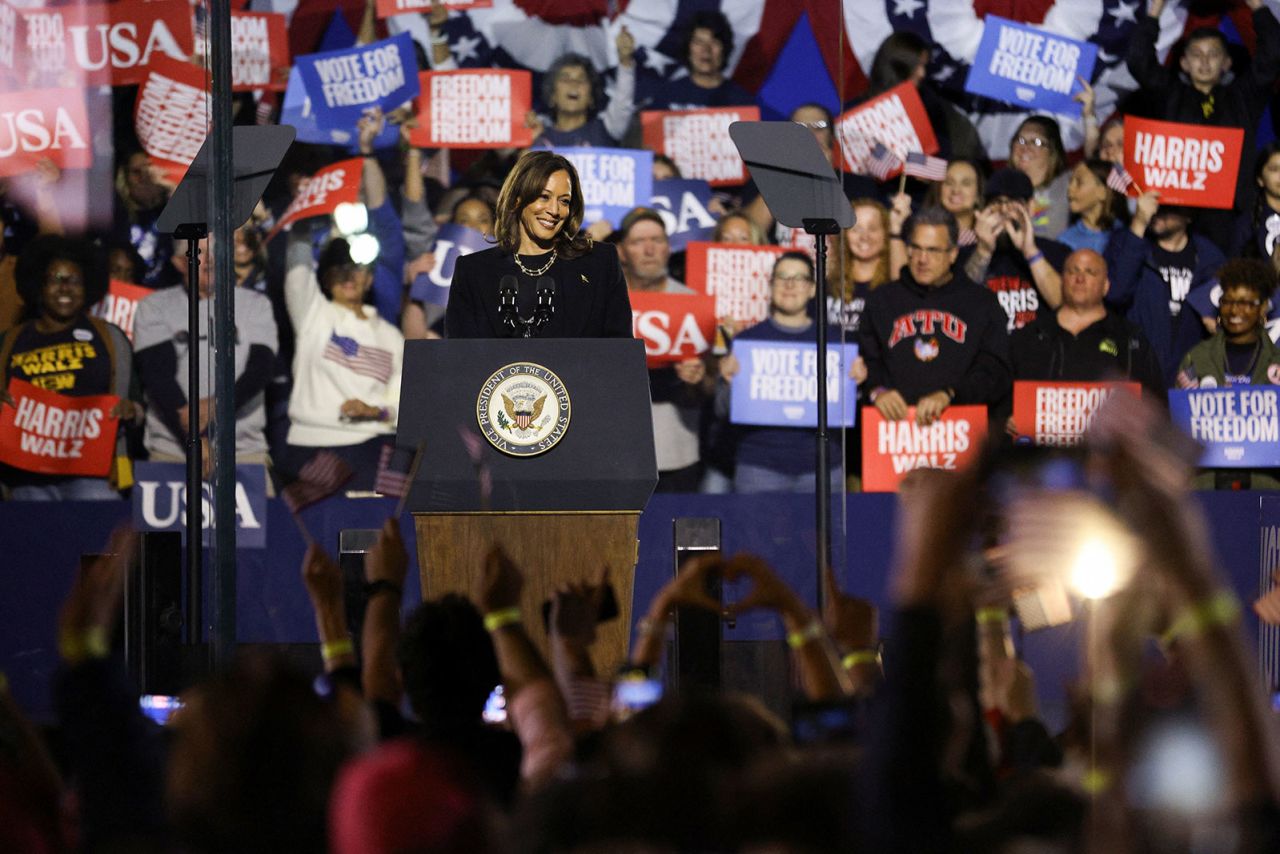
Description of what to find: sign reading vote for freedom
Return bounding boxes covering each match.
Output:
[964,16,1096,115]
[1124,117,1243,209]
[297,32,419,132]
[0,378,119,477]
[132,462,267,548]
[1169,387,1280,468]
[641,106,760,187]
[730,341,859,428]
[650,179,717,252]
[89,280,152,343]
[408,222,491,307]
[0,88,90,178]
[1012,381,1140,446]
[555,147,653,229]
[833,82,938,177]
[271,157,363,237]
[861,405,988,492]
[630,291,716,368]
[685,242,787,329]
[410,69,533,149]
[376,0,493,18]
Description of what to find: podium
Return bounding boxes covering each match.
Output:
[397,339,657,674]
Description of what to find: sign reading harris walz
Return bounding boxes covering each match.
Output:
[963,15,1097,116]
[132,462,268,547]
[1169,388,1280,467]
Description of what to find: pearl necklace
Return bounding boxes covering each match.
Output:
[514,250,557,277]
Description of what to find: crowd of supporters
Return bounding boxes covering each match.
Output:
[1,1,1280,501]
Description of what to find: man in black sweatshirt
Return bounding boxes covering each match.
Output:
[860,207,1012,426]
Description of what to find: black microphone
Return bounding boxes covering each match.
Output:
[498,274,519,333]
[532,276,555,333]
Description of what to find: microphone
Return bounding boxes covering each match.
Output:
[532,276,555,334]
[498,274,519,334]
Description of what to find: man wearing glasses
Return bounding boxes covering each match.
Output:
[860,207,1011,426]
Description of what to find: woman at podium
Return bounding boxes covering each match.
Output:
[444,150,632,339]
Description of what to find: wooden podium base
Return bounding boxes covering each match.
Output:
[414,513,639,677]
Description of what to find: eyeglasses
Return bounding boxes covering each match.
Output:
[796,120,829,130]
[906,243,953,258]
[46,272,83,286]
[772,274,814,284]
[1219,298,1262,309]
[1013,136,1049,148]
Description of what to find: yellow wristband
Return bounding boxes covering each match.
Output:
[1082,767,1111,795]
[320,638,355,662]
[1160,590,1240,647]
[483,607,522,632]
[59,626,110,663]
[842,650,879,669]
[786,620,825,650]
[975,607,1008,625]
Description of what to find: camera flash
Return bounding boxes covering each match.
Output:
[1069,537,1122,600]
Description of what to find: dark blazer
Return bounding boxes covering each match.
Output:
[444,242,633,339]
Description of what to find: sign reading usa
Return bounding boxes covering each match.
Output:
[0,378,119,477]
[411,69,532,149]
[1011,381,1140,446]
[629,291,716,367]
[555,147,653,229]
[132,462,267,548]
[408,222,490,307]
[1124,117,1243,209]
[1169,387,1280,467]
[0,88,90,178]
[650,179,717,252]
[861,405,987,492]
[684,242,786,330]
[730,341,858,428]
[641,106,760,187]
[963,16,1096,116]
[833,82,938,177]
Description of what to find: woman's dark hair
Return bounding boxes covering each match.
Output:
[316,237,361,301]
[1217,258,1276,304]
[771,250,815,282]
[1251,141,1280,232]
[653,153,682,179]
[868,31,930,95]
[1011,115,1067,183]
[680,11,734,71]
[450,192,497,226]
[924,158,987,211]
[397,594,501,731]
[104,239,145,284]
[1075,158,1125,231]
[540,52,605,118]
[15,234,108,319]
[493,150,590,259]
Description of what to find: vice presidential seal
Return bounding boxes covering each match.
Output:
[476,362,571,456]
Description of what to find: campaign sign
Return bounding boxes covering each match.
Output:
[1011,381,1140,446]
[555,147,652,229]
[832,82,938,177]
[20,0,193,87]
[0,1,20,77]
[640,106,760,187]
[297,33,419,132]
[685,241,787,329]
[963,16,1096,115]
[650,179,717,252]
[229,12,289,93]
[1124,117,1243,209]
[132,462,267,548]
[630,291,716,367]
[0,378,119,477]
[134,56,209,171]
[408,222,490,307]
[89,280,152,343]
[730,341,858,428]
[1169,387,1280,467]
[271,158,363,237]
[0,88,91,178]
[861,404,988,492]
[376,0,493,18]
[410,69,533,149]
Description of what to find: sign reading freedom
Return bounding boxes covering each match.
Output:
[833,82,938,176]
[964,16,1096,116]
[684,241,786,329]
[730,340,858,428]
[411,69,532,149]
[861,404,987,492]
[1169,387,1280,468]
[1011,380,1140,446]
[640,106,759,186]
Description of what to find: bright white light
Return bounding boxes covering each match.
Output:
[1069,537,1121,600]
[348,233,380,265]
[333,202,368,236]
[1129,722,1225,813]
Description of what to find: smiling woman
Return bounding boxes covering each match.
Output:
[444,150,632,339]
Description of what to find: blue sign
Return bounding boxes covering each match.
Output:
[554,147,653,229]
[408,223,492,307]
[650,179,718,252]
[963,16,1096,116]
[730,341,859,428]
[1169,387,1280,467]
[132,463,269,548]
[296,33,420,134]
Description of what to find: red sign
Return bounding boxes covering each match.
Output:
[134,56,209,171]
[861,404,987,492]
[376,0,493,17]
[629,291,716,367]
[89,280,152,342]
[0,378,119,477]
[640,105,761,187]
[684,241,787,330]
[1011,381,1141,446]
[832,82,938,176]
[1124,116,1243,210]
[0,88,91,178]
[230,12,289,92]
[18,0,193,87]
[0,1,21,80]
[410,70,533,149]
[270,158,363,238]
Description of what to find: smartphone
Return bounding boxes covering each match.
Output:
[540,582,620,631]
[611,676,663,718]
[139,694,183,726]
[482,684,507,725]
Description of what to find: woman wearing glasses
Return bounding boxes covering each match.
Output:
[1008,116,1070,240]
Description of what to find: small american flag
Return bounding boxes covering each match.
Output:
[282,450,354,513]
[958,228,977,247]
[866,142,900,182]
[1107,164,1137,197]
[374,443,414,499]
[903,152,947,182]
[323,332,394,384]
